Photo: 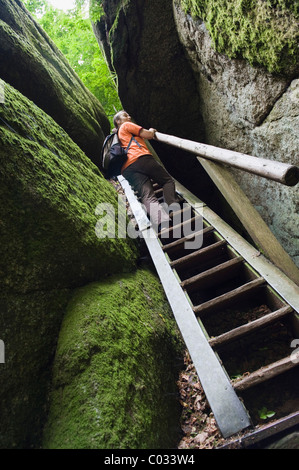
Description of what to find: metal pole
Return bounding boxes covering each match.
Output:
[155,132,299,186]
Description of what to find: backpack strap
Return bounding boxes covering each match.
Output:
[117,130,142,152]
[126,135,142,151]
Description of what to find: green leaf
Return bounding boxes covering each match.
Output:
[258,406,276,420]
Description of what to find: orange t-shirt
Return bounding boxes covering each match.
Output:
[118,121,152,172]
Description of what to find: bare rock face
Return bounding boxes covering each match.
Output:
[173,2,299,266]
[0,0,110,165]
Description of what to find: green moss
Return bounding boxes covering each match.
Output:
[0,289,72,448]
[0,0,110,160]
[180,0,299,73]
[89,0,105,22]
[43,268,184,449]
[0,80,138,448]
[0,81,138,293]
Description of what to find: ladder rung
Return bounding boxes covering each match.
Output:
[170,239,226,269]
[154,188,163,196]
[163,226,214,252]
[181,256,243,291]
[233,354,299,391]
[209,305,293,348]
[158,215,201,237]
[171,205,192,217]
[193,278,265,316]
[118,175,299,441]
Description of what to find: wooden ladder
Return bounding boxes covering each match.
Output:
[118,175,299,442]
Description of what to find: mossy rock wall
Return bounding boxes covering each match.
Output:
[0,80,138,448]
[173,2,299,266]
[0,81,137,292]
[0,0,110,164]
[43,268,183,449]
[179,0,299,75]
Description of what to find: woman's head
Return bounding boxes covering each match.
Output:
[113,110,131,128]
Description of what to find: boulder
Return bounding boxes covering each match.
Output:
[0,0,110,164]
[0,80,138,448]
[173,2,299,266]
[92,0,219,205]
[42,268,183,449]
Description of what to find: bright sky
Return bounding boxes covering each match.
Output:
[47,0,76,11]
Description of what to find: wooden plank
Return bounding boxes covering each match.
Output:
[170,239,227,269]
[158,215,202,237]
[163,226,214,252]
[233,354,299,391]
[219,411,299,448]
[193,278,265,316]
[118,175,251,438]
[171,205,190,216]
[181,256,243,291]
[209,305,293,348]
[174,180,299,313]
[154,188,163,197]
[196,159,299,286]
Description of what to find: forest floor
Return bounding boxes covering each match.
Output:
[176,350,226,449]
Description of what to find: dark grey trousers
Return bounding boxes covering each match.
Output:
[123,155,177,226]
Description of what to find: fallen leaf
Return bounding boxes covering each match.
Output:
[193,432,209,445]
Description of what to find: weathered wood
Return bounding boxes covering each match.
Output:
[120,170,299,444]
[153,188,164,199]
[218,411,299,449]
[158,215,202,236]
[170,239,226,269]
[197,159,299,286]
[174,180,299,309]
[118,175,251,438]
[193,278,265,316]
[209,305,293,348]
[233,354,299,391]
[163,226,214,252]
[148,138,299,285]
[155,131,299,186]
[181,256,243,291]
[171,205,191,217]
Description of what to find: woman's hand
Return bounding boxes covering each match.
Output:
[140,127,157,140]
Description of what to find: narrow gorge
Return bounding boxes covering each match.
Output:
[0,0,298,448]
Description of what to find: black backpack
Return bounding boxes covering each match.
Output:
[101,131,140,178]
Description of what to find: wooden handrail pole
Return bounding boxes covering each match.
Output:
[154,132,299,186]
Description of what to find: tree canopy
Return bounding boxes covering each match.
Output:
[21,0,121,124]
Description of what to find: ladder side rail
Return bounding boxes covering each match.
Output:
[118,175,251,439]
